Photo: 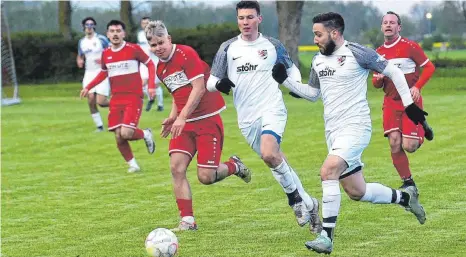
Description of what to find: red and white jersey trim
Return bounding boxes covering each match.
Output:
[186,106,226,122]
[383,36,402,48]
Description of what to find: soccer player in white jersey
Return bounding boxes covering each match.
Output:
[271,12,428,254]
[77,17,110,132]
[206,0,322,233]
[137,16,164,112]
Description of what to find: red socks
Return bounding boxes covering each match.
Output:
[117,140,133,161]
[391,151,412,180]
[224,161,237,175]
[130,128,144,141]
[176,199,193,217]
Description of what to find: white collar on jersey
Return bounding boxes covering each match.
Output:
[383,36,401,48]
[111,41,126,52]
[238,32,263,45]
[159,44,177,63]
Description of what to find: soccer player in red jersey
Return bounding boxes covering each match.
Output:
[372,11,436,191]
[80,20,156,173]
[144,20,252,232]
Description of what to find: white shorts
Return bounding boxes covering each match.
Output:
[325,123,371,178]
[82,71,110,97]
[240,109,287,156]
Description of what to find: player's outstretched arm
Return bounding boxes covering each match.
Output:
[381,63,428,124]
[272,63,320,102]
[81,70,108,99]
[161,98,177,138]
[206,75,235,95]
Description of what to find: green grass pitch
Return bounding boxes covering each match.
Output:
[2,67,466,256]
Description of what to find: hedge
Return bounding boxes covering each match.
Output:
[432,58,466,68]
[6,23,239,83]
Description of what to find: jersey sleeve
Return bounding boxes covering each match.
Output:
[182,46,205,81]
[308,55,320,88]
[78,39,84,56]
[409,41,429,67]
[133,44,151,64]
[210,37,237,79]
[348,42,388,73]
[265,36,294,69]
[100,51,107,71]
[98,35,109,49]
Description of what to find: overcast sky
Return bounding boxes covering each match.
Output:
[71,0,442,15]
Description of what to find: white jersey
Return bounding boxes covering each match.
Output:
[78,33,109,72]
[309,41,388,133]
[210,33,296,128]
[137,30,151,55]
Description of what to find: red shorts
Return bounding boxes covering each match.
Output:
[382,96,424,143]
[169,114,224,169]
[108,94,143,131]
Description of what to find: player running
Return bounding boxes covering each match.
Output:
[145,20,251,232]
[206,0,322,233]
[373,11,436,191]
[80,20,156,173]
[271,12,428,254]
[77,17,110,132]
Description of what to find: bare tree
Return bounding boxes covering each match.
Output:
[276,1,304,68]
[58,1,72,40]
[462,1,466,22]
[120,0,136,35]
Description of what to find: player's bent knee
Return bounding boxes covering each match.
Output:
[320,165,341,180]
[345,188,364,201]
[403,144,418,153]
[261,152,281,167]
[197,168,215,185]
[120,129,134,140]
[170,164,187,180]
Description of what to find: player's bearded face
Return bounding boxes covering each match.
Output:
[107,25,125,46]
[320,34,336,56]
[313,24,336,56]
[149,35,172,60]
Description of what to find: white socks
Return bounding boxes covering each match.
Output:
[91,112,103,128]
[156,86,163,107]
[321,180,341,238]
[288,163,314,210]
[360,183,396,204]
[271,160,297,194]
[127,158,139,168]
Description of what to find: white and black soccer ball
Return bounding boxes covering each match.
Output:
[145,228,179,257]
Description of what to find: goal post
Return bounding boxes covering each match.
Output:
[1,3,21,106]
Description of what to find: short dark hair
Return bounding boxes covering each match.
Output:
[107,20,126,30]
[236,1,261,15]
[141,16,150,21]
[312,12,345,35]
[383,11,402,25]
[81,17,96,26]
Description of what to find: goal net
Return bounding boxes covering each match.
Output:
[1,4,21,106]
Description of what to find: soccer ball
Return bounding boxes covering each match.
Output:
[145,228,179,257]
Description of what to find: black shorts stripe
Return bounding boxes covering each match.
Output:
[339,166,362,180]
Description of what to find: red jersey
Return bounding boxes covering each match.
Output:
[101,41,150,96]
[156,44,226,122]
[376,37,429,100]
